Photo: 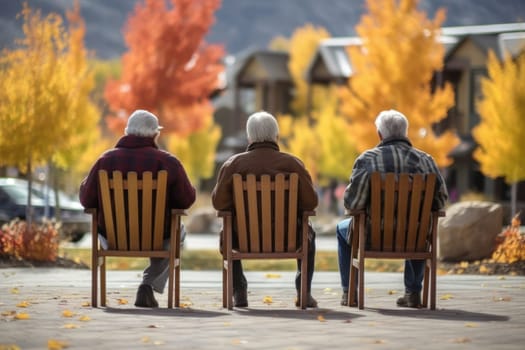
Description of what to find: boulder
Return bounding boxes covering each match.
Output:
[438,201,503,262]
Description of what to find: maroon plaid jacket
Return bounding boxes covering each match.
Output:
[79,135,195,236]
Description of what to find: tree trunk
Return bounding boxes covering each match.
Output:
[511,182,517,218]
[25,157,33,229]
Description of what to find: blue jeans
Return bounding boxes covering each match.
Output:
[336,218,424,293]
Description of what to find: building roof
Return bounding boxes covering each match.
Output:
[235,50,291,86]
[306,23,525,83]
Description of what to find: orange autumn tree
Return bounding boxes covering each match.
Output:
[104,0,224,137]
[340,0,458,167]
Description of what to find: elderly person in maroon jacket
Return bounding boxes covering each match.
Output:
[79,109,196,308]
[212,111,319,308]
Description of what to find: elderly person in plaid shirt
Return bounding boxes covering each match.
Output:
[336,109,448,308]
[80,109,195,308]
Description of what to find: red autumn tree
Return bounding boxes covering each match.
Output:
[104,0,224,136]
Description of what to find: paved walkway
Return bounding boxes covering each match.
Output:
[1,269,524,349]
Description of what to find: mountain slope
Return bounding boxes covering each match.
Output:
[1,0,524,59]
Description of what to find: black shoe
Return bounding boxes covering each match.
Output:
[396,292,421,308]
[134,284,159,308]
[295,293,318,308]
[233,289,248,307]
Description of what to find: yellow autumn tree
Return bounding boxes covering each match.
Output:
[339,0,458,167]
[167,112,221,185]
[473,51,525,216]
[0,3,99,175]
[277,24,357,185]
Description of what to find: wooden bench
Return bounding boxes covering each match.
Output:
[217,173,315,309]
[346,172,445,309]
[85,170,186,308]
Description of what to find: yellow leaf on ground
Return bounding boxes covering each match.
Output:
[81,302,91,307]
[14,313,30,320]
[264,273,281,279]
[317,315,326,322]
[0,344,21,350]
[452,337,471,343]
[262,296,273,304]
[62,310,75,317]
[1,310,16,316]
[180,302,192,308]
[440,294,454,300]
[465,323,478,328]
[493,296,512,302]
[47,339,69,350]
[62,323,79,329]
[388,290,398,295]
[479,265,489,273]
[10,288,19,294]
[117,298,128,305]
[459,261,469,268]
[78,315,91,321]
[16,301,30,308]
[141,336,150,343]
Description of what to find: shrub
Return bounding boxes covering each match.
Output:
[0,219,59,262]
[491,213,524,264]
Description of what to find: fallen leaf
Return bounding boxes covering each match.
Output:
[141,336,150,343]
[0,344,21,350]
[498,276,506,280]
[440,294,454,300]
[452,337,471,343]
[147,324,164,328]
[262,296,273,304]
[264,273,281,279]
[117,298,128,305]
[47,339,69,350]
[16,301,30,308]
[388,290,398,295]
[78,315,91,322]
[180,302,192,308]
[479,265,489,273]
[153,341,165,345]
[323,287,332,292]
[62,310,75,318]
[317,315,326,322]
[62,323,79,329]
[10,288,19,294]
[14,313,30,320]
[464,323,478,328]
[493,296,512,302]
[459,261,469,268]
[1,310,17,317]
[373,340,385,344]
[81,302,91,307]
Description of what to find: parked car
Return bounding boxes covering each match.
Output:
[0,177,90,242]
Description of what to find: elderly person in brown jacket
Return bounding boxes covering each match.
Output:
[212,111,319,308]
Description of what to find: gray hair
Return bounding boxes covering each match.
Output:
[125,110,163,137]
[246,111,279,143]
[374,109,409,139]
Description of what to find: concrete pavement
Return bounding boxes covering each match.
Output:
[1,268,524,349]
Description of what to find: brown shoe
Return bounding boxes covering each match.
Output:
[134,284,158,308]
[233,288,248,307]
[295,294,318,308]
[396,292,421,308]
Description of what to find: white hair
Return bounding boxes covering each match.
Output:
[124,110,163,137]
[375,109,409,139]
[246,111,279,143]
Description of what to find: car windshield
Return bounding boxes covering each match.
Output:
[1,184,47,205]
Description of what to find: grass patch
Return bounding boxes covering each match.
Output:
[59,247,404,272]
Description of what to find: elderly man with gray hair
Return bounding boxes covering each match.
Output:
[336,109,448,308]
[80,109,196,308]
[212,111,319,308]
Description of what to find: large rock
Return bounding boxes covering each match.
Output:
[438,201,503,262]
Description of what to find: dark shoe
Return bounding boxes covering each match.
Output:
[134,284,158,308]
[233,289,248,307]
[396,292,421,308]
[295,294,318,308]
[340,291,357,306]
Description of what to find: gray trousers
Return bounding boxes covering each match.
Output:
[99,226,186,294]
